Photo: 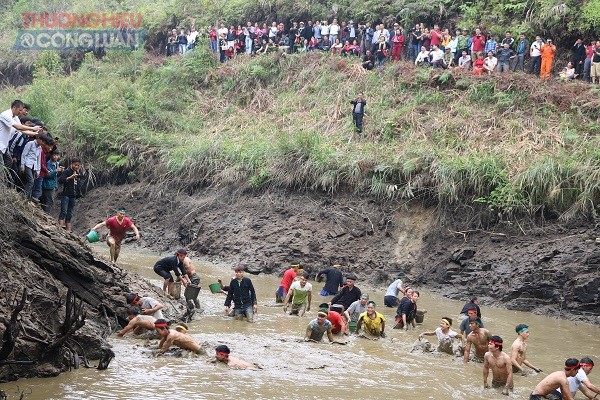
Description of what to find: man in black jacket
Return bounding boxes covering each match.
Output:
[316,264,344,297]
[58,157,81,232]
[572,38,587,78]
[224,265,257,322]
[329,274,361,312]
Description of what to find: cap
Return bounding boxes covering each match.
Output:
[360,293,369,299]
[346,274,357,281]
[176,248,188,255]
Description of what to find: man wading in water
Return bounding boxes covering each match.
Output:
[464,319,492,363]
[214,345,257,369]
[483,335,513,395]
[91,207,140,263]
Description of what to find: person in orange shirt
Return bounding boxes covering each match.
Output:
[540,38,556,79]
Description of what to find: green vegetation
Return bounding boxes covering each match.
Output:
[3,41,600,222]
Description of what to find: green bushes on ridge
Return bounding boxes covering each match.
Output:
[4,43,600,222]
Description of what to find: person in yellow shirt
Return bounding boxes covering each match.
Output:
[356,301,386,338]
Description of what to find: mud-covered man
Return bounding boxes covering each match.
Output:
[117,306,156,337]
[154,319,204,355]
[214,345,257,369]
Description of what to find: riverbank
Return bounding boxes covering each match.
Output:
[75,182,600,325]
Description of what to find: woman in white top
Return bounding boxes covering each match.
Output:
[415,45,430,66]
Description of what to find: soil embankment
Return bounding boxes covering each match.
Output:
[0,189,185,383]
[76,183,600,324]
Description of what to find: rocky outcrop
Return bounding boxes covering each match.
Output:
[0,188,183,382]
[417,227,600,324]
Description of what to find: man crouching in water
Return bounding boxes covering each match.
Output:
[214,345,258,369]
[529,358,579,400]
[483,335,513,396]
[117,307,156,337]
[154,319,205,355]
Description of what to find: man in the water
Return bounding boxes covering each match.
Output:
[395,289,419,330]
[154,319,204,354]
[316,264,344,297]
[483,335,513,396]
[125,293,164,319]
[560,357,600,398]
[345,293,370,323]
[117,306,157,337]
[304,311,334,342]
[356,301,386,338]
[329,274,361,312]
[419,317,460,354]
[90,207,140,263]
[383,273,406,307]
[152,249,190,295]
[460,309,484,339]
[511,323,542,375]
[277,262,300,303]
[283,272,312,316]
[214,345,257,369]
[224,265,258,322]
[529,358,579,400]
[464,319,492,363]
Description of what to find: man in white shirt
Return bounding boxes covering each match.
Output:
[529,36,543,75]
[320,20,330,37]
[560,357,600,399]
[430,44,446,68]
[0,100,41,186]
[329,18,340,43]
[483,51,498,74]
[217,23,228,38]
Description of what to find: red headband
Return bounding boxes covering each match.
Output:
[154,322,168,328]
[580,363,593,367]
[129,295,139,304]
[216,351,229,356]
[489,340,502,346]
[565,363,580,370]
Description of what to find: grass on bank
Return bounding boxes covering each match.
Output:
[3,42,600,222]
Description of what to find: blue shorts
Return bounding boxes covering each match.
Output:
[320,289,337,296]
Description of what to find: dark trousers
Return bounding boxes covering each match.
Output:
[512,54,525,71]
[530,56,541,75]
[353,112,364,132]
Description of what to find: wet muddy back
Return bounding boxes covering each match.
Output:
[2,248,599,400]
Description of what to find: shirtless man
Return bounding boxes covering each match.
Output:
[117,306,156,337]
[483,335,513,396]
[511,324,542,375]
[560,357,600,399]
[464,319,492,363]
[214,345,258,369]
[530,358,579,400]
[181,256,201,309]
[154,319,204,354]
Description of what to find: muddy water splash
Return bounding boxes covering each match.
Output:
[2,248,599,400]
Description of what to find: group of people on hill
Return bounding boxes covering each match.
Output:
[0,100,83,232]
[170,18,600,82]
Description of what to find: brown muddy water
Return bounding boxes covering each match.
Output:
[2,247,599,399]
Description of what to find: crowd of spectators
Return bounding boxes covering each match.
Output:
[169,18,600,82]
[0,100,82,232]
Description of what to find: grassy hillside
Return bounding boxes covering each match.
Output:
[3,42,600,223]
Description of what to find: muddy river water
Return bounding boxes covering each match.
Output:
[2,248,599,399]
